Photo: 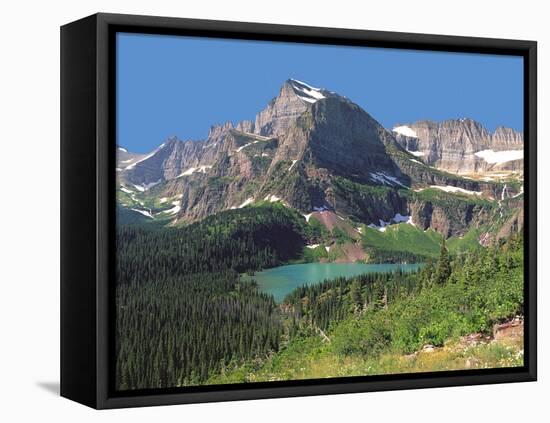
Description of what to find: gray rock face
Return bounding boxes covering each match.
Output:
[408,199,492,238]
[120,137,205,186]
[253,80,311,137]
[393,119,523,174]
[235,120,255,133]
[307,98,403,181]
[492,126,524,149]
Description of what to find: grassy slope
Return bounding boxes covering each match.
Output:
[361,224,442,261]
[209,331,523,384]
[361,223,482,262]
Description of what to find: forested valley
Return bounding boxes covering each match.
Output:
[116,204,524,390]
[116,204,307,389]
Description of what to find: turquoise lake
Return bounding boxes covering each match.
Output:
[242,262,423,303]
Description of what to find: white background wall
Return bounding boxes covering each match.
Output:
[1,0,546,420]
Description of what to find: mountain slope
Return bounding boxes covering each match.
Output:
[116,79,523,245]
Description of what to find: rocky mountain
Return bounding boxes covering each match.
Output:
[119,137,205,188]
[392,119,523,175]
[116,146,144,171]
[117,79,523,243]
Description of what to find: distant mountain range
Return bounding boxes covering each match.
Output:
[116,79,523,251]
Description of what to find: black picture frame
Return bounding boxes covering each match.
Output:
[60,12,537,409]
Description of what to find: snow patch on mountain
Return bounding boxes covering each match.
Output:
[474,149,523,164]
[236,140,259,152]
[393,213,413,224]
[133,179,162,192]
[264,194,281,202]
[238,197,254,208]
[369,172,407,188]
[125,150,157,170]
[131,208,154,219]
[176,165,212,178]
[162,200,181,215]
[306,244,320,249]
[393,126,418,138]
[290,79,326,104]
[368,213,414,232]
[416,185,482,196]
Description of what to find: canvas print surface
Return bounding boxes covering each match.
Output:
[115,33,525,391]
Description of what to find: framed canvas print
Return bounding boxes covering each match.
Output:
[60,13,537,409]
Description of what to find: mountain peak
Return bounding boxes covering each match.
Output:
[285,79,327,104]
[162,135,181,147]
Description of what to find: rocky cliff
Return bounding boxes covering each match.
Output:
[392,119,523,175]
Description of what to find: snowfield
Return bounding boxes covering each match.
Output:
[416,185,482,196]
[393,126,418,138]
[474,149,523,164]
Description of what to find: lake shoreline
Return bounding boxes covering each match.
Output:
[242,262,423,303]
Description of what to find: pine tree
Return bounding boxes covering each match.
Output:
[350,279,362,311]
[434,238,451,285]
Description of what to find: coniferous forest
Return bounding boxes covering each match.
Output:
[115,205,306,389]
[115,203,524,390]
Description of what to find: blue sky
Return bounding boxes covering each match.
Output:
[117,33,523,153]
